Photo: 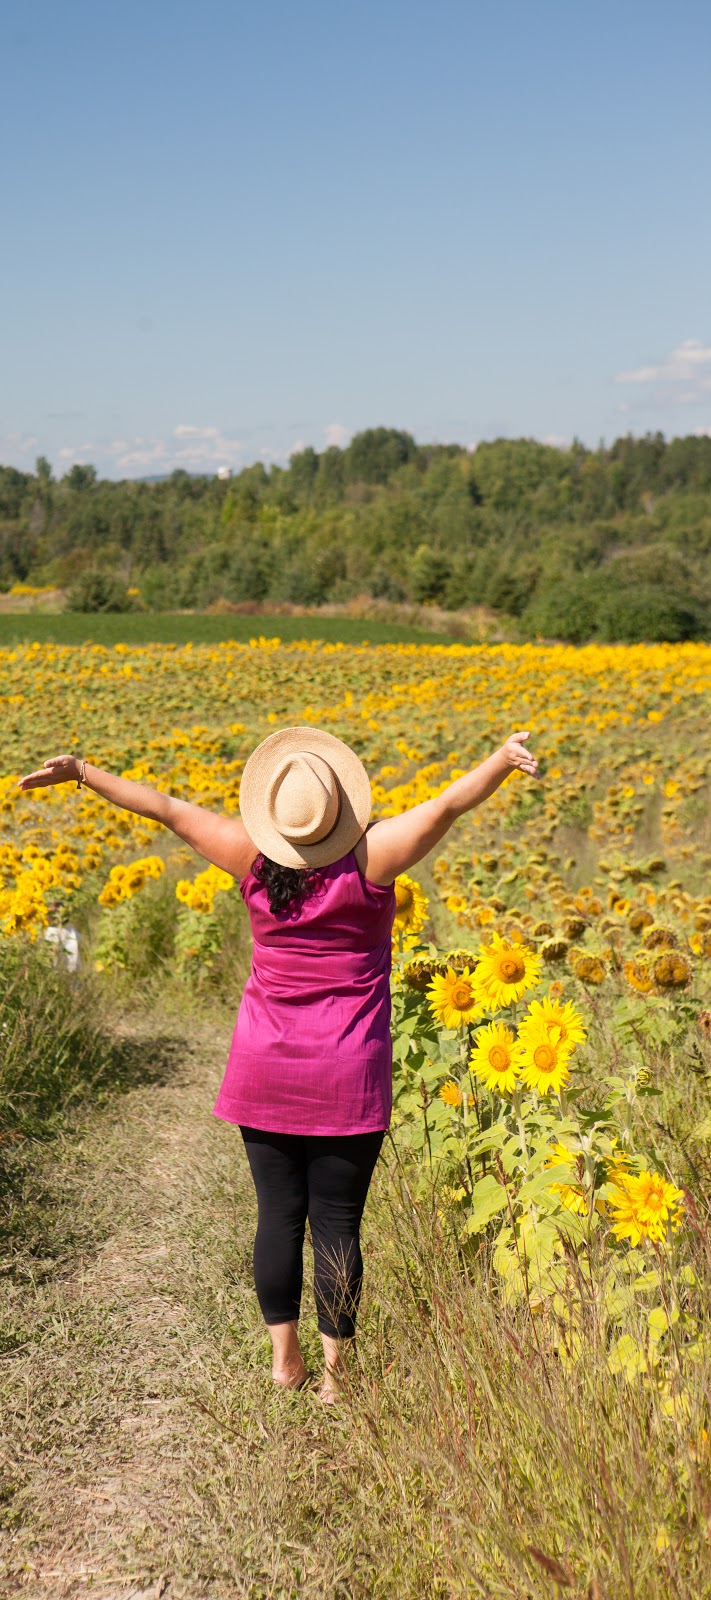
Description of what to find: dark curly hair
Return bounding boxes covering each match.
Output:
[252,853,319,916]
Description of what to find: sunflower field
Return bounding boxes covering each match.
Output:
[2,633,711,1589]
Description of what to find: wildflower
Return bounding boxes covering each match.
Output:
[473,931,542,1009]
[607,1170,684,1245]
[652,950,691,990]
[393,874,429,935]
[698,1010,711,1038]
[427,967,483,1029]
[470,1022,523,1094]
[519,1024,572,1095]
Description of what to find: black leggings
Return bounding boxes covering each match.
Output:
[240,1126,384,1339]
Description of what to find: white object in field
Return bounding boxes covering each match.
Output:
[44,925,80,972]
[217,465,232,481]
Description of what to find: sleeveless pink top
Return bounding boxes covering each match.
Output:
[212,849,396,1137]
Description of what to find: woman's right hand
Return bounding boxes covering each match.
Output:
[17,754,82,791]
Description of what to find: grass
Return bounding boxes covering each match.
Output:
[0,611,463,649]
[2,950,710,1597]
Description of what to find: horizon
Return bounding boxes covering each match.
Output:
[5,421,711,487]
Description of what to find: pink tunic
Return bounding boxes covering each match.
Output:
[212,850,396,1136]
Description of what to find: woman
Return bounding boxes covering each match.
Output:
[18,723,539,1400]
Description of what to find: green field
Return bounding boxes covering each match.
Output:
[0,611,460,648]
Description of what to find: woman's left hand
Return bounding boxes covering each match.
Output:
[500,730,540,779]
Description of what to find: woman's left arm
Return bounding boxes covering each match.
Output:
[17,754,257,878]
[361,731,540,885]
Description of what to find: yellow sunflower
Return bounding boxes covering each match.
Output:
[470,1022,523,1094]
[427,967,483,1030]
[473,931,542,1009]
[607,1170,684,1246]
[519,1024,572,1095]
[440,1080,463,1107]
[393,874,429,935]
[517,996,587,1054]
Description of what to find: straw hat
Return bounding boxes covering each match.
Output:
[239,726,372,868]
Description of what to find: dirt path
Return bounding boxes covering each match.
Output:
[0,1020,372,1600]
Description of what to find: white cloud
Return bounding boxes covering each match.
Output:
[174,424,221,440]
[615,339,711,405]
[324,422,350,449]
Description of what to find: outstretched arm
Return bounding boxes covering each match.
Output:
[359,731,540,885]
[17,755,258,879]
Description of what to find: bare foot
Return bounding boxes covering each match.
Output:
[272,1357,309,1390]
[268,1320,308,1388]
[318,1366,344,1404]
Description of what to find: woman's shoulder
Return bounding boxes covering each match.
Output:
[350,837,395,897]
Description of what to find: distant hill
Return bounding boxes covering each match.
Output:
[1,429,710,642]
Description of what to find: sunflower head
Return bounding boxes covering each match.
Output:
[572,954,607,985]
[474,931,542,1009]
[440,1080,463,1107]
[519,1024,572,1095]
[427,966,483,1030]
[470,1021,522,1094]
[623,957,655,995]
[607,1169,685,1246]
[393,874,429,934]
[652,951,691,990]
[403,955,447,992]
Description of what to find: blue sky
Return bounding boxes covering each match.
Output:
[3,0,711,478]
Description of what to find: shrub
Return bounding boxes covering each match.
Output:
[65,568,134,613]
[597,584,710,644]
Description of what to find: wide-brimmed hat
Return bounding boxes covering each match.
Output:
[239,726,372,868]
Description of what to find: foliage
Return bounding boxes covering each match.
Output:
[0,939,116,1142]
[2,430,711,640]
[65,567,135,613]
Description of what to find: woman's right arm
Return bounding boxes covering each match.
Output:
[17,754,258,879]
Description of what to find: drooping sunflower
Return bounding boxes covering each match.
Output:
[470,1021,523,1094]
[473,931,542,1010]
[652,950,691,990]
[607,1169,684,1246]
[518,1023,573,1095]
[393,874,429,935]
[517,996,587,1054]
[623,957,655,995]
[545,1141,589,1215]
[427,967,483,1030]
[572,954,607,985]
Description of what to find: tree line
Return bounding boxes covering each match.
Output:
[1,428,710,641]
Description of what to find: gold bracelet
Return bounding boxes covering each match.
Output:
[76,759,87,790]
